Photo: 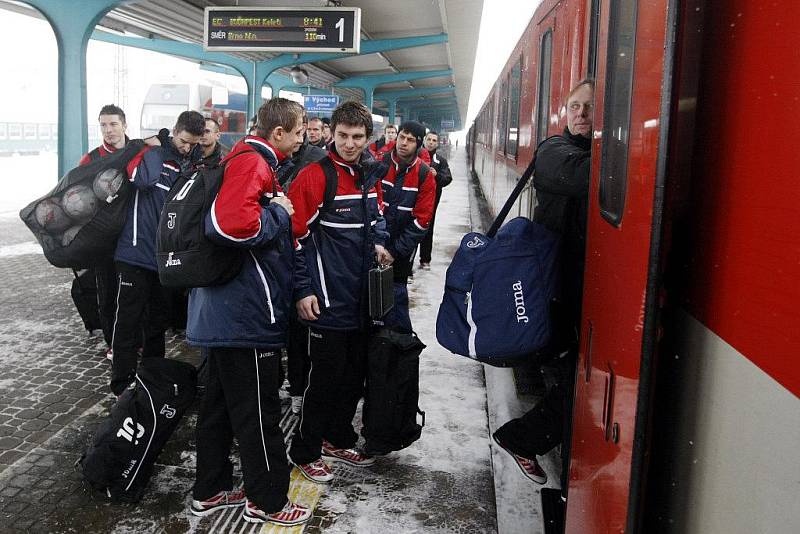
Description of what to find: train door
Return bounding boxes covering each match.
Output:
[564,0,675,532]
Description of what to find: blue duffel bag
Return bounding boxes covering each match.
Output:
[436,151,560,366]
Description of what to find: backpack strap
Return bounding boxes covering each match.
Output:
[317,157,339,214]
[417,161,430,188]
[485,137,553,238]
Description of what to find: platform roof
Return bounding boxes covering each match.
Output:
[94,0,484,126]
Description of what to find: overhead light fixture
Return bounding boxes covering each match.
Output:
[290,66,309,85]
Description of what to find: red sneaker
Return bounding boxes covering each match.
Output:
[322,439,375,467]
[493,434,547,484]
[294,459,334,483]
[190,487,246,516]
[242,499,311,525]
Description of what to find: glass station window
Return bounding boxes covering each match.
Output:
[507,58,522,157]
[537,30,553,144]
[599,0,637,226]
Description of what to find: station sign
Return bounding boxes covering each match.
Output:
[204,7,361,53]
[304,95,340,113]
[441,119,455,130]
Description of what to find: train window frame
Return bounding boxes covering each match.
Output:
[587,0,602,79]
[498,77,509,154]
[598,0,638,227]
[536,29,553,144]
[506,56,522,159]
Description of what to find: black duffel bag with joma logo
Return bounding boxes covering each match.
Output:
[80,358,196,502]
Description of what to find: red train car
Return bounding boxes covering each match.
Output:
[468,0,800,532]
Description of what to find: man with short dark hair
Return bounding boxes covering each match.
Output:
[376,120,436,331]
[368,123,397,158]
[195,117,229,169]
[78,104,131,359]
[320,117,331,144]
[287,100,389,483]
[187,98,311,526]
[306,117,326,149]
[110,110,205,396]
[418,130,452,269]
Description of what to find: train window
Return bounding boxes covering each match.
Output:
[9,123,22,140]
[599,0,637,226]
[0,123,6,140]
[507,58,522,158]
[587,0,601,78]
[38,124,50,140]
[537,30,553,144]
[23,124,36,140]
[498,81,509,153]
[141,103,189,132]
[50,124,58,141]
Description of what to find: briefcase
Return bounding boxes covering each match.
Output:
[369,265,394,319]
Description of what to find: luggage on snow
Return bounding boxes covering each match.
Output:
[80,358,197,502]
[362,327,426,455]
[70,269,102,334]
[19,140,145,269]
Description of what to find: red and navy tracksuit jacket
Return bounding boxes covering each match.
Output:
[78,137,130,166]
[114,143,183,271]
[288,147,388,331]
[379,151,436,278]
[186,137,294,349]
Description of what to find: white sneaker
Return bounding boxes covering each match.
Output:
[291,396,303,414]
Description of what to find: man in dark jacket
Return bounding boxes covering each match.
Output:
[492,80,594,496]
[110,110,204,396]
[418,130,452,269]
[287,101,390,483]
[187,98,311,527]
[195,117,229,169]
[78,104,130,359]
[306,117,327,149]
[377,121,436,332]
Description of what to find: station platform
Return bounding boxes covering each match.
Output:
[0,146,555,533]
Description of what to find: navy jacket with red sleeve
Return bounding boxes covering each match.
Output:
[288,147,388,331]
[186,136,294,349]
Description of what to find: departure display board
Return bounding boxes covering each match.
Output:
[204,7,361,53]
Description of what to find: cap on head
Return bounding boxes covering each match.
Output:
[399,120,425,149]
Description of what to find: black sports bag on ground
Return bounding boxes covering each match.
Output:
[70,269,101,333]
[155,151,253,288]
[80,358,197,502]
[19,140,145,269]
[362,327,426,456]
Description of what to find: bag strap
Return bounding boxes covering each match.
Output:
[485,138,551,238]
[317,157,339,213]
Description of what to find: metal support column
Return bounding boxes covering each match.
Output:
[23,0,124,176]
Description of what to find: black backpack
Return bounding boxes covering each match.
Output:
[156,151,257,288]
[362,327,426,455]
[80,358,197,502]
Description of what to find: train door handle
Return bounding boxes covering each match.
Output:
[601,364,616,442]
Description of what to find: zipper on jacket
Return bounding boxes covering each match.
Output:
[250,251,276,324]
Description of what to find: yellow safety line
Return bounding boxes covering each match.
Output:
[258,466,325,534]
